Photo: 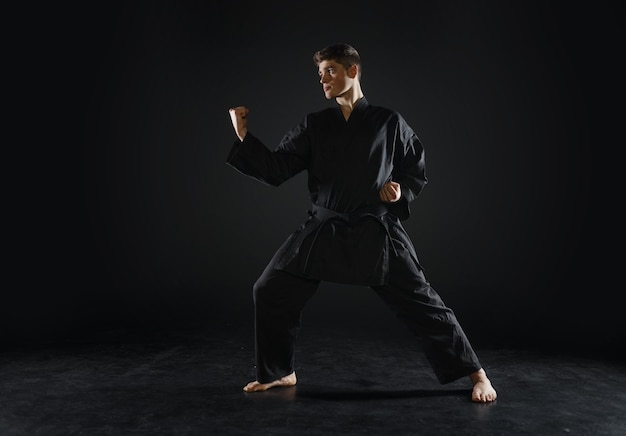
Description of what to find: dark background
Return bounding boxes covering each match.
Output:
[8,1,624,359]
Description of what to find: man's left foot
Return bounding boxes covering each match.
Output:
[470,368,497,403]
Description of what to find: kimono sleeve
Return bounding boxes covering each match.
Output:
[226,117,311,187]
[389,116,428,220]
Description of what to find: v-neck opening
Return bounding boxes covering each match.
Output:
[336,97,368,124]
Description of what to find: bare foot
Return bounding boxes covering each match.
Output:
[469,368,497,403]
[243,372,297,392]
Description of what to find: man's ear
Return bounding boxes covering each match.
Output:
[348,64,358,79]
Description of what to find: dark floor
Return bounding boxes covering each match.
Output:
[1,324,625,436]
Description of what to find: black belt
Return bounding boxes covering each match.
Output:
[302,204,399,275]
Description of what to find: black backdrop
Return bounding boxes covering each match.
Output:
[7,1,624,358]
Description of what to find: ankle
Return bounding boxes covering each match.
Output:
[470,368,487,384]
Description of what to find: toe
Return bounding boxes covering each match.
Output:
[243,381,260,392]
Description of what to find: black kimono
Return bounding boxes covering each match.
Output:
[227,97,482,385]
[227,97,426,285]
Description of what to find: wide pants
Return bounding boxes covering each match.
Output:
[252,242,482,385]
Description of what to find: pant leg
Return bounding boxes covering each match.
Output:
[371,245,482,384]
[253,265,320,383]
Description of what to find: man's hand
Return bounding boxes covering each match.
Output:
[379,181,401,203]
[229,106,249,141]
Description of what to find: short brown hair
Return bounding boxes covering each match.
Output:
[313,43,361,78]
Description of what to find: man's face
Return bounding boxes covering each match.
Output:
[317,60,354,99]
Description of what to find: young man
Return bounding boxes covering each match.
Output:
[227,43,497,403]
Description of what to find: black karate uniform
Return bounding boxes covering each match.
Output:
[227,97,481,384]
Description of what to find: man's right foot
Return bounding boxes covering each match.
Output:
[243,372,297,392]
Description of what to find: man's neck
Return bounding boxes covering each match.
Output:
[336,85,364,120]
[335,86,364,109]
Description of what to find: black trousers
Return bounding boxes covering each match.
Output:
[252,243,482,385]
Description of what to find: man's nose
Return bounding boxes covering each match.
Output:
[319,74,328,83]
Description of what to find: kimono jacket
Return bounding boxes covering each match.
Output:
[227,97,427,286]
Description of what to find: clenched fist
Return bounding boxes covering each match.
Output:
[379,181,401,203]
[229,106,249,141]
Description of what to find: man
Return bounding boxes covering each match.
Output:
[227,43,497,403]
